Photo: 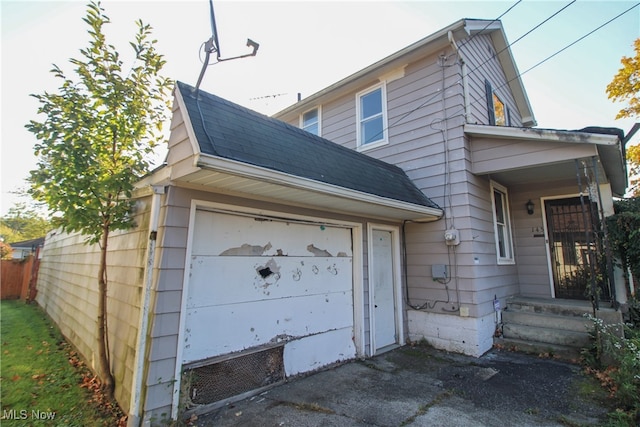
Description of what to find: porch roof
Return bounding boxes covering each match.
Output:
[465,124,627,197]
[166,81,443,222]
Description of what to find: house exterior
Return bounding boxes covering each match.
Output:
[8,237,44,259]
[34,18,629,425]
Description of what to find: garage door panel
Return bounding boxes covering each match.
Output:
[284,327,356,376]
[188,256,353,308]
[193,211,352,257]
[183,290,354,363]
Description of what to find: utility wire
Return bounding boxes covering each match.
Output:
[515,2,639,85]
[450,1,639,127]
[458,0,523,49]
[465,0,577,83]
[373,1,637,142]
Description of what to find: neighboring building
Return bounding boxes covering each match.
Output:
[9,237,44,259]
[34,18,628,425]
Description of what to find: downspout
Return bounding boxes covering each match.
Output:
[128,185,165,427]
[448,31,469,123]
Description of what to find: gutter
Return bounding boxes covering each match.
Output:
[196,154,444,220]
[128,185,165,427]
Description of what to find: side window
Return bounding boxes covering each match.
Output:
[301,107,320,136]
[485,80,509,126]
[356,83,387,149]
[490,181,515,264]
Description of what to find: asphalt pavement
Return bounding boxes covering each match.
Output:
[191,345,609,427]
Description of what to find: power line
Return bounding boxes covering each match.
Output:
[383,1,638,139]
[516,2,639,84]
[458,0,523,50]
[455,1,639,127]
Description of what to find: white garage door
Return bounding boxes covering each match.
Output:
[183,209,356,376]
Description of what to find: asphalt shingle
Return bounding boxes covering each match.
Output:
[177,81,439,210]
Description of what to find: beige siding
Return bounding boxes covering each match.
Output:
[278,34,528,324]
[460,34,523,127]
[471,137,598,175]
[36,195,151,413]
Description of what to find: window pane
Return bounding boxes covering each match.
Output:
[497,225,506,257]
[362,116,383,144]
[304,123,318,135]
[494,190,505,223]
[493,94,506,126]
[303,109,318,125]
[361,89,382,119]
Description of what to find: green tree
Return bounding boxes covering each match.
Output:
[25,1,171,399]
[607,38,640,196]
[607,197,640,296]
[0,202,51,243]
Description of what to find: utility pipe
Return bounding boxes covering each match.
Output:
[448,30,469,122]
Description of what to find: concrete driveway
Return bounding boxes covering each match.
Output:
[192,345,608,426]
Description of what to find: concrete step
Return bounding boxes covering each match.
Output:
[506,297,621,325]
[502,310,591,333]
[502,323,591,348]
[494,337,582,361]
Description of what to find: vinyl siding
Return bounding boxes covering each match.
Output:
[278,31,528,323]
[460,34,523,127]
[35,195,151,414]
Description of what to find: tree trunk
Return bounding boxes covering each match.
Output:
[97,225,115,399]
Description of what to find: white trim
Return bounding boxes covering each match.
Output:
[465,123,619,145]
[173,86,204,165]
[196,155,443,219]
[356,82,388,149]
[171,200,365,418]
[367,223,404,355]
[299,106,322,136]
[490,180,515,265]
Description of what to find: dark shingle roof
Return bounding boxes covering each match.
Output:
[176,81,439,210]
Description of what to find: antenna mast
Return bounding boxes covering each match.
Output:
[195,0,259,90]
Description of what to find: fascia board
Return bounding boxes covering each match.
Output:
[465,124,619,146]
[172,85,202,164]
[196,154,443,219]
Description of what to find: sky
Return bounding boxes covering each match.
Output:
[1,0,639,216]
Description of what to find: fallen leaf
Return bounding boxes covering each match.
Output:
[12,375,21,381]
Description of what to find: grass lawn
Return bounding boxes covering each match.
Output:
[1,300,123,426]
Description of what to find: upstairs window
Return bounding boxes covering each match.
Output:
[485,80,509,126]
[357,84,387,148]
[301,108,320,136]
[490,181,515,264]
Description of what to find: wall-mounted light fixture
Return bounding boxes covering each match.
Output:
[526,199,534,215]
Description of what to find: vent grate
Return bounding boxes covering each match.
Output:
[183,345,285,406]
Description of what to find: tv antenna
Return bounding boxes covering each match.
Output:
[195,0,260,90]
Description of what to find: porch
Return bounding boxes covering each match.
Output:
[495,296,623,360]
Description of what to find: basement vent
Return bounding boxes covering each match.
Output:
[183,345,285,406]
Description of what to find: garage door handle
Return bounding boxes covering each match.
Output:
[375,305,378,308]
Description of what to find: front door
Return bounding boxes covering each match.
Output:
[371,229,398,352]
[544,196,609,300]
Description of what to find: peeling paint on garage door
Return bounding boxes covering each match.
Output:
[183,210,356,377]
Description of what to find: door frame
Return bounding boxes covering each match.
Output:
[541,193,602,299]
[367,223,404,355]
